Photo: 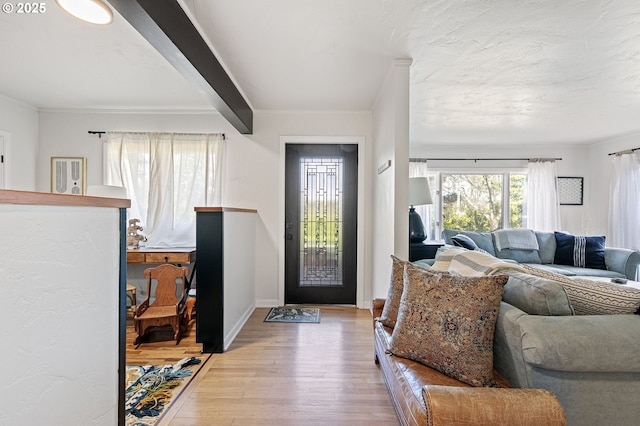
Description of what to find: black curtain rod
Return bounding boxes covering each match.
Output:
[410,157,562,162]
[608,147,639,156]
[88,131,226,140]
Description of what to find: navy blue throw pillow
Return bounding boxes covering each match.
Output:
[451,234,479,250]
[554,232,606,270]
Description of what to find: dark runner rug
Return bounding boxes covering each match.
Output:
[125,357,201,425]
[264,307,321,323]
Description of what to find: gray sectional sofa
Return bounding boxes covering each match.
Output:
[416,231,640,425]
[494,269,640,426]
[441,228,640,280]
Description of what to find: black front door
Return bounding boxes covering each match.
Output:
[284,144,358,304]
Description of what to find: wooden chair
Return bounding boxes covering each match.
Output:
[133,264,189,347]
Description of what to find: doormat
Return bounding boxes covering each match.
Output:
[264,307,321,323]
[125,357,201,425]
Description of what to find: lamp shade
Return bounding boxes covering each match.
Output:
[409,177,433,206]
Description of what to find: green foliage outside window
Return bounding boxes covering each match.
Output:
[441,173,525,232]
[509,174,526,228]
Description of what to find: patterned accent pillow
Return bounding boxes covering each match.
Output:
[389,263,508,387]
[377,256,407,328]
[554,232,606,270]
[378,256,436,328]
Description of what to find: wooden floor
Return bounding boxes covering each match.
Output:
[126,317,206,367]
[155,306,399,426]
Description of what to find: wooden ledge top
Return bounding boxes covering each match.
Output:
[194,207,257,213]
[0,189,131,209]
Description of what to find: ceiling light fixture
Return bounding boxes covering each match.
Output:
[56,0,113,25]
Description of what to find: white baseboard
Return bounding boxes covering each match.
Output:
[255,299,280,307]
[223,303,255,351]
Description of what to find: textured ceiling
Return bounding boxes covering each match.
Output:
[1,0,639,146]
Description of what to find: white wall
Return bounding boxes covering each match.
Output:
[37,109,374,308]
[223,211,256,349]
[0,96,38,190]
[0,201,121,425]
[370,60,411,299]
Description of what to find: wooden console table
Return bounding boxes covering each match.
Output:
[127,248,197,288]
[126,247,196,265]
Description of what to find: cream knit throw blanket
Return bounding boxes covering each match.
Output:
[430,249,527,277]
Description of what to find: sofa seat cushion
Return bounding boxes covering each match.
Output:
[548,264,625,278]
[500,270,574,316]
[526,263,625,278]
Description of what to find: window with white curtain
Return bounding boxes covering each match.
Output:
[105,132,224,247]
[526,159,560,232]
[608,152,640,250]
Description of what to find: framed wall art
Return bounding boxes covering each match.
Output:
[51,157,86,195]
[557,176,583,205]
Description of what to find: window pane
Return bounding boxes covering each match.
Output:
[442,174,503,232]
[510,174,526,228]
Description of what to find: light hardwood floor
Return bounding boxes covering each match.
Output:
[126,317,206,367]
[156,306,399,426]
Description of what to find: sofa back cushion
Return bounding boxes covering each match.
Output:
[534,231,557,264]
[501,270,574,316]
[442,229,495,256]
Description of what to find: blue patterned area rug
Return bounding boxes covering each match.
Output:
[125,357,201,426]
[264,307,321,323]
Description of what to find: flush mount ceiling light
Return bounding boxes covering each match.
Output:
[56,0,113,25]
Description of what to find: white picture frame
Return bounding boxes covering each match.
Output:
[51,157,86,195]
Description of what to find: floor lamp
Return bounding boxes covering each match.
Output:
[409,177,433,243]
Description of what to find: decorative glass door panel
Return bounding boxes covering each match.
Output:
[299,157,343,287]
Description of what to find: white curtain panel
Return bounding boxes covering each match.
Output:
[105,132,224,247]
[608,152,640,249]
[409,161,433,239]
[526,160,561,232]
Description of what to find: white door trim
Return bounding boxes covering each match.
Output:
[279,135,366,308]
